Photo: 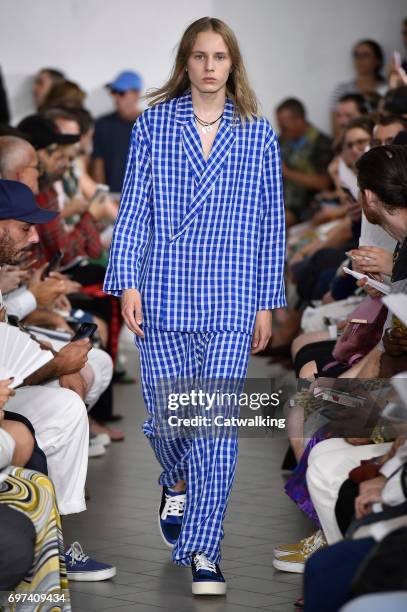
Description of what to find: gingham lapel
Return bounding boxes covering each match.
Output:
[173,93,237,242]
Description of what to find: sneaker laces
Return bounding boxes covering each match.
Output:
[161,492,185,519]
[302,530,326,557]
[66,541,90,564]
[194,553,217,573]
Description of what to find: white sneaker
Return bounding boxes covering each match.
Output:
[90,432,111,447]
[88,443,106,458]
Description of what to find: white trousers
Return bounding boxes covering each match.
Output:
[6,385,89,516]
[32,331,113,409]
[306,438,391,544]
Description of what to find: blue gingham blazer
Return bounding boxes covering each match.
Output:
[103,90,286,333]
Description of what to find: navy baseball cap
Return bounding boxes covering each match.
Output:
[0,180,59,224]
[106,70,143,93]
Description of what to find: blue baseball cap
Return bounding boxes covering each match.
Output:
[106,70,143,93]
[0,180,59,224]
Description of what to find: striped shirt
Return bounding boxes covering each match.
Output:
[103,90,286,333]
[329,79,388,111]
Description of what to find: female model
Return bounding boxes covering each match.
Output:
[104,16,286,596]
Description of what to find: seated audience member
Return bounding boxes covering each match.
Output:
[290,124,407,368]
[304,428,407,611]
[273,141,407,584]
[91,70,143,193]
[383,85,407,117]
[329,39,387,122]
[332,93,367,142]
[0,133,122,428]
[270,118,374,352]
[276,97,333,227]
[40,79,86,113]
[45,107,119,225]
[0,134,106,335]
[370,114,407,147]
[0,379,70,601]
[0,179,116,581]
[297,143,407,381]
[16,114,104,270]
[32,67,65,111]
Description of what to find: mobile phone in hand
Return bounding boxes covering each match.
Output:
[41,250,63,280]
[70,322,98,342]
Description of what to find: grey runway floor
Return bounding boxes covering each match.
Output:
[64,355,312,612]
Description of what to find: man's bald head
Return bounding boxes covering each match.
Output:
[0,136,40,194]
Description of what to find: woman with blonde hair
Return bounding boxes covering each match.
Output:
[104,16,286,595]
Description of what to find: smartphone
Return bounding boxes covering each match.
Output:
[70,322,98,342]
[341,186,357,203]
[89,186,109,205]
[41,250,63,280]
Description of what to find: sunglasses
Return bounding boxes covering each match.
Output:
[111,90,126,97]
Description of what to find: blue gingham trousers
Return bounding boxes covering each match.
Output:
[134,325,252,566]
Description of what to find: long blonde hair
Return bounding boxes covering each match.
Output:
[145,17,259,121]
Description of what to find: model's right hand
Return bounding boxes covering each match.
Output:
[122,289,144,337]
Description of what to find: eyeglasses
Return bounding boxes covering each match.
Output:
[111,90,126,97]
[26,161,45,174]
[344,138,370,151]
[370,137,396,147]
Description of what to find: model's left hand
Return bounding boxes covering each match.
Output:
[251,310,272,354]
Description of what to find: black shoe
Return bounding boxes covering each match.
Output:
[191,553,226,596]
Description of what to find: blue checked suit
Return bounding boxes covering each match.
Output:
[103,90,286,331]
[103,91,286,566]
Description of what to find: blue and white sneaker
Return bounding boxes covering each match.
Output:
[65,541,116,581]
[191,552,226,596]
[158,486,185,548]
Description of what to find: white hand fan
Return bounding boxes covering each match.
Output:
[0,323,54,388]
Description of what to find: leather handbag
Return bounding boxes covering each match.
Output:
[323,296,388,371]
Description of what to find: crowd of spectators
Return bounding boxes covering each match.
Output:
[0,16,406,611]
[262,19,407,612]
[0,64,145,602]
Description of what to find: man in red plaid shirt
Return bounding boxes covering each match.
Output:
[36,186,102,266]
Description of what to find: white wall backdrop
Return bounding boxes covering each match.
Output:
[1,0,406,130]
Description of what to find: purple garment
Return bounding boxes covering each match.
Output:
[284,431,328,528]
